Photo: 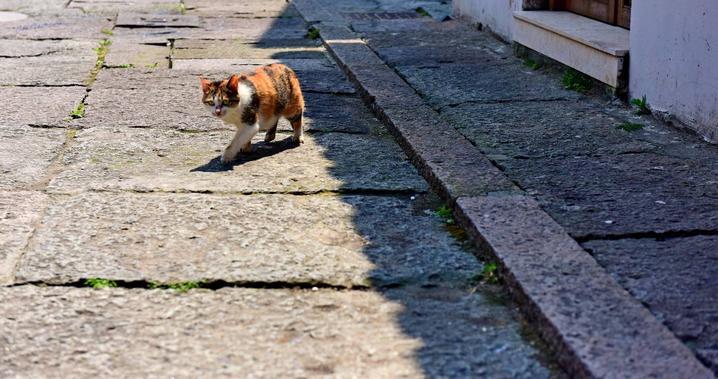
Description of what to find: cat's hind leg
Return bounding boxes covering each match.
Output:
[264,119,278,143]
[287,112,304,145]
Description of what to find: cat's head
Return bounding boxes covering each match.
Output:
[200,74,240,118]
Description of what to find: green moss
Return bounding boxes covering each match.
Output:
[434,205,455,225]
[69,102,85,119]
[631,95,650,115]
[523,57,542,70]
[149,281,204,293]
[415,7,430,17]
[101,28,114,36]
[561,68,593,93]
[305,27,320,40]
[481,262,499,284]
[616,122,645,132]
[84,278,117,288]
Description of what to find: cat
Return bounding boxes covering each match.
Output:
[200,63,305,164]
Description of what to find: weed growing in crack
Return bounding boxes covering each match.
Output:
[616,122,645,132]
[87,38,111,86]
[149,281,204,293]
[101,28,113,36]
[66,129,78,139]
[481,262,499,284]
[435,205,455,225]
[631,95,650,115]
[305,27,320,40]
[69,102,85,119]
[523,57,542,70]
[415,7,430,17]
[116,63,135,68]
[561,68,593,93]
[145,62,159,69]
[84,278,117,289]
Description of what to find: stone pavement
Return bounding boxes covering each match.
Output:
[290,0,718,376]
[0,0,565,377]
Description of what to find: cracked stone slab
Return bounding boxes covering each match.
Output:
[77,85,226,131]
[0,55,96,86]
[395,63,581,108]
[583,236,718,373]
[501,154,718,239]
[0,191,47,285]
[47,128,427,194]
[0,87,86,126]
[184,0,300,18]
[69,0,184,16]
[278,92,382,134]
[78,81,363,132]
[0,126,66,191]
[172,39,325,60]
[441,101,659,159]
[0,13,112,39]
[104,40,170,68]
[0,285,554,378]
[0,39,95,58]
[113,16,308,42]
[21,193,463,287]
[171,58,356,94]
[455,195,714,378]
[116,12,200,27]
[0,0,67,14]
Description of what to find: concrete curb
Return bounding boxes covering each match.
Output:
[291,8,715,378]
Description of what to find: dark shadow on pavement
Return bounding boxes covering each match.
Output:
[191,137,300,172]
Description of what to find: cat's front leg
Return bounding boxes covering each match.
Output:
[221,123,259,163]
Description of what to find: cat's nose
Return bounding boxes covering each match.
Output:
[214,107,222,116]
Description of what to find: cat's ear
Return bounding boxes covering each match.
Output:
[200,77,211,93]
[227,74,239,94]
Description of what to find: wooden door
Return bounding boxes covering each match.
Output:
[549,0,630,29]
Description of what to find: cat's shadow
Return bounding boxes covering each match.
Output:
[191,137,300,172]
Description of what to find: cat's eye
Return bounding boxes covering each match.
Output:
[222,99,229,105]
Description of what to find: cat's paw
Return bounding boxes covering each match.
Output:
[239,144,253,153]
[264,132,276,143]
[291,135,304,145]
[220,150,234,164]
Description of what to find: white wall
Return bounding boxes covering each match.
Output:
[452,0,521,41]
[629,1,718,142]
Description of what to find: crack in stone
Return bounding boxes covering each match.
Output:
[577,229,718,243]
[50,187,426,196]
[436,98,575,113]
[10,279,368,291]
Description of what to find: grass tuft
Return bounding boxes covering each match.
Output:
[149,281,204,293]
[305,27,320,40]
[69,102,85,119]
[84,278,117,289]
[481,262,499,284]
[415,7,430,17]
[631,95,650,115]
[86,38,111,86]
[523,57,542,70]
[435,205,455,225]
[561,68,593,93]
[616,122,645,132]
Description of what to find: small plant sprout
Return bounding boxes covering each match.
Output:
[415,7,430,17]
[84,278,117,289]
[306,27,320,40]
[561,68,593,93]
[435,205,455,225]
[101,28,113,36]
[145,62,159,69]
[117,63,135,68]
[149,281,204,293]
[482,263,499,284]
[631,95,650,115]
[616,122,645,132]
[69,102,85,119]
[523,57,542,70]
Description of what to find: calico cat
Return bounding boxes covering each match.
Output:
[200,63,305,164]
